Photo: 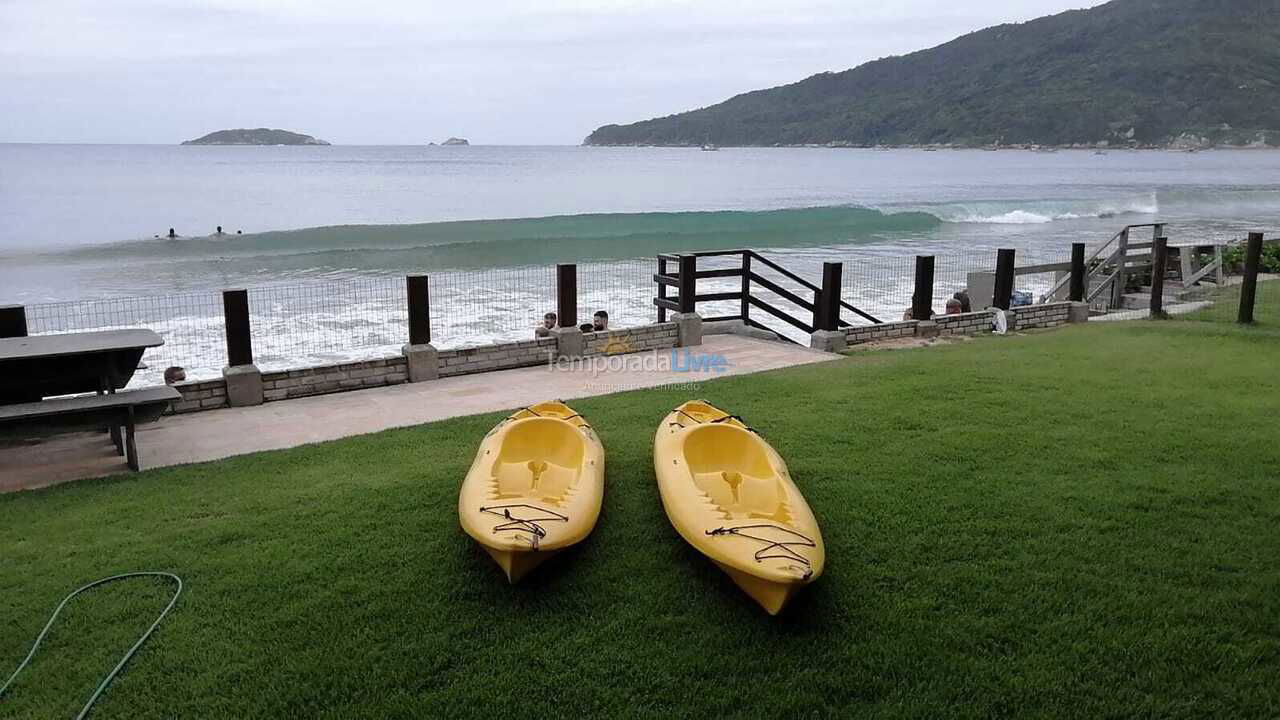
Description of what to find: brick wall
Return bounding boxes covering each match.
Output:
[933,310,995,336]
[261,356,408,402]
[584,323,678,356]
[171,379,229,414]
[1011,301,1072,330]
[845,319,917,345]
[438,337,557,378]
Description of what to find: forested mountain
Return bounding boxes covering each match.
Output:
[585,0,1280,148]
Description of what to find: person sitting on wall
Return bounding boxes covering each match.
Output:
[945,298,963,315]
[954,289,972,313]
[902,307,935,321]
[163,366,187,385]
[535,312,557,338]
[592,310,608,331]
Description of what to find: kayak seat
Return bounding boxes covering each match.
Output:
[683,424,784,519]
[491,418,583,503]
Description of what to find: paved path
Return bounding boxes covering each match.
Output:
[2,335,838,492]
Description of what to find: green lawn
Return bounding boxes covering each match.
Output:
[3,321,1279,719]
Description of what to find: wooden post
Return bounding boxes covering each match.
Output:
[1069,243,1086,302]
[406,275,431,345]
[0,305,28,338]
[678,254,697,314]
[657,257,667,323]
[557,263,577,328]
[817,262,843,331]
[740,252,751,323]
[222,289,253,367]
[911,255,935,320]
[1150,237,1168,318]
[993,249,1016,310]
[1111,228,1130,308]
[1238,232,1265,324]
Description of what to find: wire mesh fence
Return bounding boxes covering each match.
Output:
[24,291,226,387]
[21,241,1267,391]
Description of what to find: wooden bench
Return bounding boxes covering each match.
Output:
[0,386,180,471]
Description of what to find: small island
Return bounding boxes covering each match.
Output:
[182,128,330,146]
[440,137,470,146]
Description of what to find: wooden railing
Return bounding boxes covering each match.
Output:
[654,250,880,342]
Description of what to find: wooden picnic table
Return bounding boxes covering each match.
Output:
[0,329,163,402]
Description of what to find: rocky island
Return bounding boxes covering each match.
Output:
[440,137,469,146]
[182,128,330,146]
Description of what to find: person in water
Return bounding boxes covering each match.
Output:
[216,225,224,235]
[535,312,557,338]
[592,310,608,331]
[167,228,177,238]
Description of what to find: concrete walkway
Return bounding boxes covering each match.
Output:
[2,335,838,492]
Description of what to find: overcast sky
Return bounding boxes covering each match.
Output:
[0,0,1102,145]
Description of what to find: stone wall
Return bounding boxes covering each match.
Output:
[1010,301,1072,330]
[262,357,408,402]
[933,310,995,336]
[171,379,229,414]
[842,301,1078,348]
[583,323,679,356]
[438,337,557,378]
[845,319,918,345]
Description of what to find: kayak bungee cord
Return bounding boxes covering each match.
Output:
[0,572,183,720]
[478,504,569,550]
[705,525,817,575]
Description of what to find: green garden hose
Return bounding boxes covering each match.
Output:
[1,572,183,719]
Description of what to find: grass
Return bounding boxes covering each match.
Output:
[3,320,1280,719]
[1177,276,1280,326]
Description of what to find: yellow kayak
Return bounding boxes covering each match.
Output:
[459,402,604,583]
[654,400,824,614]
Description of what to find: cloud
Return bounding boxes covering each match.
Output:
[0,0,1103,143]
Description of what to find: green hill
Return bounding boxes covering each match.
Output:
[585,0,1280,148]
[182,128,330,146]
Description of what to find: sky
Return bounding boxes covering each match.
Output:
[0,0,1103,145]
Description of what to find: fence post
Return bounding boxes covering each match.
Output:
[221,289,263,406]
[1238,232,1265,324]
[740,252,752,325]
[1069,243,1086,302]
[402,275,439,382]
[809,263,846,352]
[657,257,668,323]
[673,254,702,347]
[1111,228,1130,309]
[553,263,584,358]
[1150,237,1168,318]
[993,249,1016,310]
[678,255,697,314]
[556,263,577,328]
[911,256,935,321]
[0,305,27,338]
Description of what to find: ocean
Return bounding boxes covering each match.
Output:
[1,144,1277,380]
